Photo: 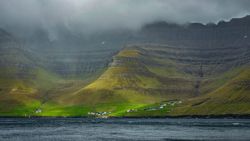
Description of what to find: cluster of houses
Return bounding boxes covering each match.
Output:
[88,111,111,117]
[143,103,167,111]
[35,109,42,114]
[126,109,138,113]
[168,100,182,106]
[87,100,183,117]
[126,100,182,113]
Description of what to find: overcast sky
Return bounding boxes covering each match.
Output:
[0,0,249,34]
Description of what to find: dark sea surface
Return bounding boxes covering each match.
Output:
[0,118,250,141]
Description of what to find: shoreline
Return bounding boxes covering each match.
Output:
[1,114,250,119]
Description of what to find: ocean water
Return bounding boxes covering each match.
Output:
[0,118,250,141]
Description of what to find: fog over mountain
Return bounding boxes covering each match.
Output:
[0,0,250,36]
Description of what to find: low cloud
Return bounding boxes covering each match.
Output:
[0,0,249,35]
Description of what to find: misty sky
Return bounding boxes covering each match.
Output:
[0,0,250,34]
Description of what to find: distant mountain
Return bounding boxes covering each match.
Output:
[140,15,250,45]
[0,15,249,117]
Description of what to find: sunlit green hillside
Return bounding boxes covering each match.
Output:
[0,43,249,117]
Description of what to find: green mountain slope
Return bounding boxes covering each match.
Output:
[59,46,194,116]
[171,66,250,116]
[0,30,98,116]
[0,38,64,116]
[1,42,249,117]
[0,42,249,117]
[1,15,250,117]
[66,44,250,117]
[0,21,249,117]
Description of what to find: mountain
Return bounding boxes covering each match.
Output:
[0,15,249,117]
[0,29,74,116]
[67,44,249,117]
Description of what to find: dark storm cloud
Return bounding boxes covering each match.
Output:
[0,0,249,35]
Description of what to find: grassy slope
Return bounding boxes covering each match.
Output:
[0,31,103,116]
[67,46,250,117]
[0,66,62,116]
[171,66,250,116]
[0,65,108,116]
[65,46,196,117]
[0,37,109,116]
[0,66,105,116]
[1,45,249,117]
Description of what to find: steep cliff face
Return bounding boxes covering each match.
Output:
[141,15,250,44]
[8,15,250,79]
[21,29,133,78]
[38,15,250,78]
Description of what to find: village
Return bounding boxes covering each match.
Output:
[87,100,182,118]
